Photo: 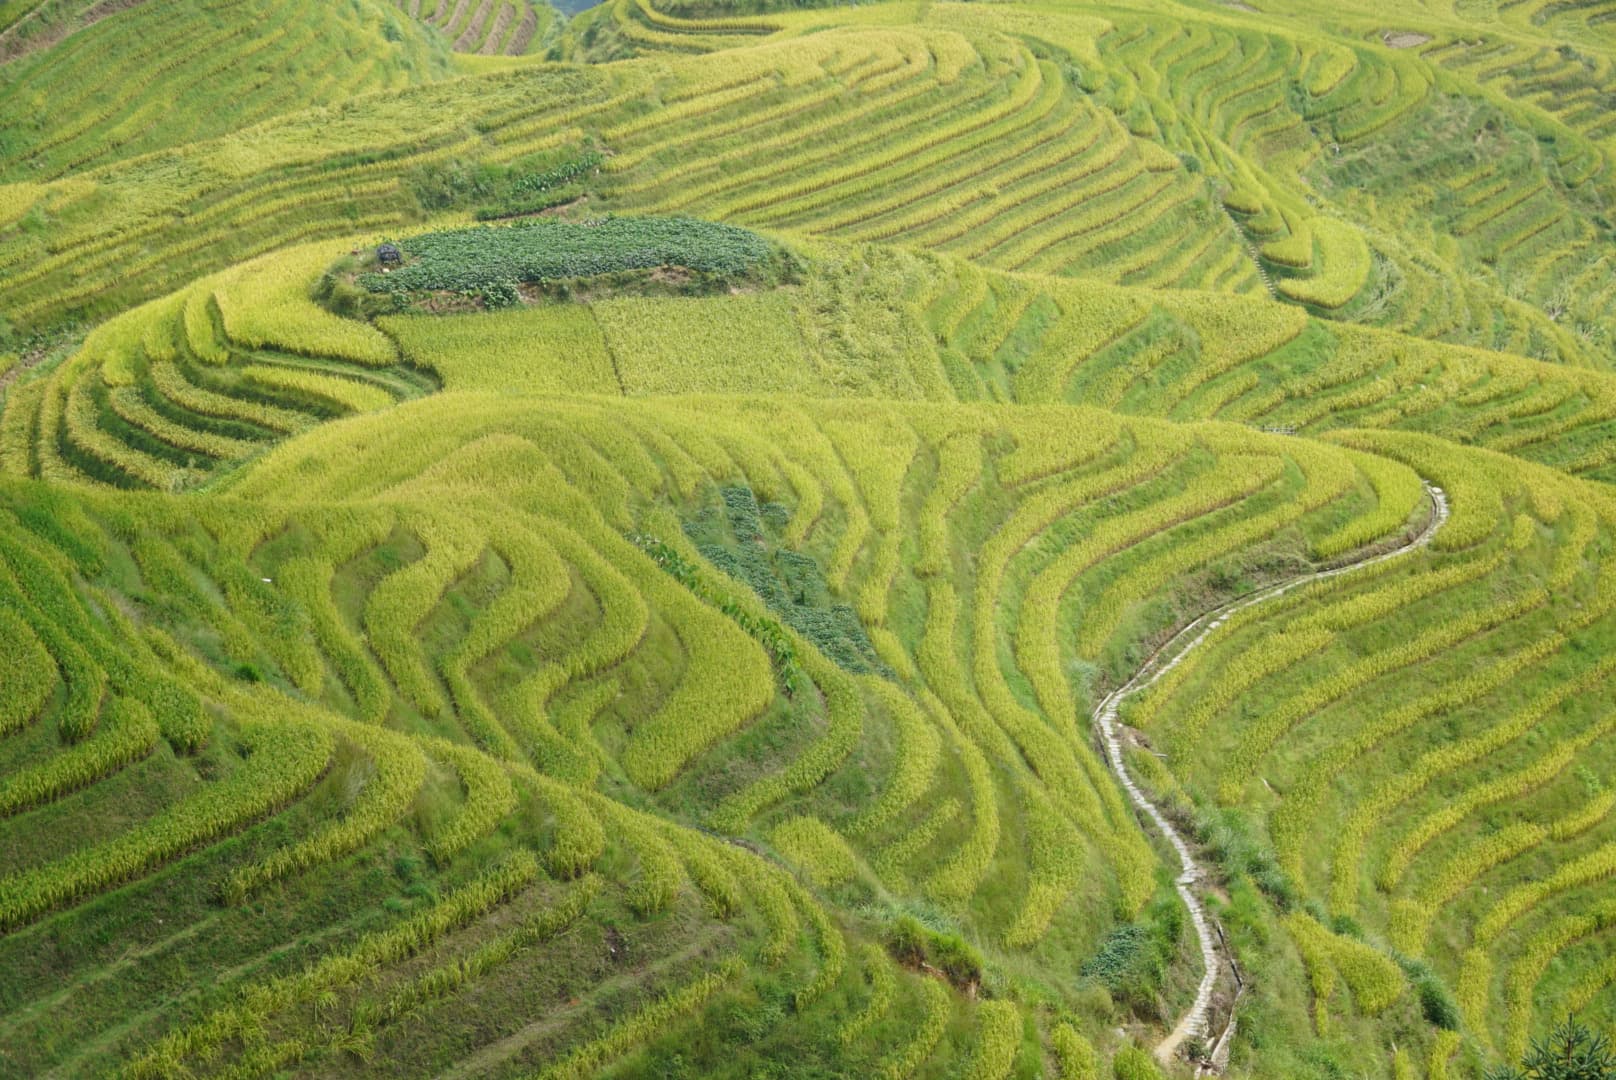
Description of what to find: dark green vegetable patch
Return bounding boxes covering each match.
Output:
[360,216,776,300]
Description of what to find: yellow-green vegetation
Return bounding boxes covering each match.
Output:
[0,0,448,181]
[770,815,860,887]
[1287,912,1406,1034]
[381,304,618,393]
[4,0,1616,1077]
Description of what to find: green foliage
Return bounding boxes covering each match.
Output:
[839,944,896,1046]
[126,851,544,1077]
[876,976,952,1080]
[1111,1044,1164,1080]
[476,151,604,220]
[630,528,806,694]
[1486,1022,1616,1080]
[683,485,887,678]
[534,957,744,1080]
[359,217,778,298]
[1398,956,1463,1031]
[0,0,447,182]
[0,714,331,930]
[1080,896,1182,1012]
[0,696,157,818]
[886,914,928,967]
[13,2,1616,1075]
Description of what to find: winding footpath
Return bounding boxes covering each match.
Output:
[1090,481,1450,1070]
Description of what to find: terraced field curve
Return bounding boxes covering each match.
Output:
[1096,481,1451,1070]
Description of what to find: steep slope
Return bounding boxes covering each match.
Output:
[0,0,451,182]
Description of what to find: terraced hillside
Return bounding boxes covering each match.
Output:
[2,1,1616,1079]
[390,0,553,56]
[0,0,450,179]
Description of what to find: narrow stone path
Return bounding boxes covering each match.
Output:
[1089,481,1450,1071]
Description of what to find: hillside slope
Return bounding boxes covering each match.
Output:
[1,1,1614,1078]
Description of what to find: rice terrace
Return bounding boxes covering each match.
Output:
[8,0,1616,1076]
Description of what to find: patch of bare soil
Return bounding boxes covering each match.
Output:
[479,0,516,54]
[1383,30,1431,48]
[456,0,492,50]
[508,4,539,55]
[649,265,694,287]
[0,344,52,391]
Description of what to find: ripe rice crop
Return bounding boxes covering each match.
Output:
[238,364,396,414]
[11,6,1616,1073]
[221,720,427,901]
[532,958,744,1080]
[962,1000,1021,1080]
[0,712,330,930]
[876,977,951,1079]
[214,246,400,366]
[0,606,57,735]
[1286,912,1403,1033]
[1276,218,1374,310]
[1054,1023,1099,1079]
[0,696,158,818]
[839,944,896,1046]
[771,815,859,887]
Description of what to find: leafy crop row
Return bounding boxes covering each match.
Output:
[361,217,775,298]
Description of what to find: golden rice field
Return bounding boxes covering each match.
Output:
[2,0,1616,1077]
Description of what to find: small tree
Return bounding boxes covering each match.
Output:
[1486,1021,1616,1080]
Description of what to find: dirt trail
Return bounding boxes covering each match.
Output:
[1090,481,1450,1071]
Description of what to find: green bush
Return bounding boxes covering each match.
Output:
[1111,1044,1164,1080]
[930,931,984,988]
[1080,897,1182,1012]
[1399,957,1461,1031]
